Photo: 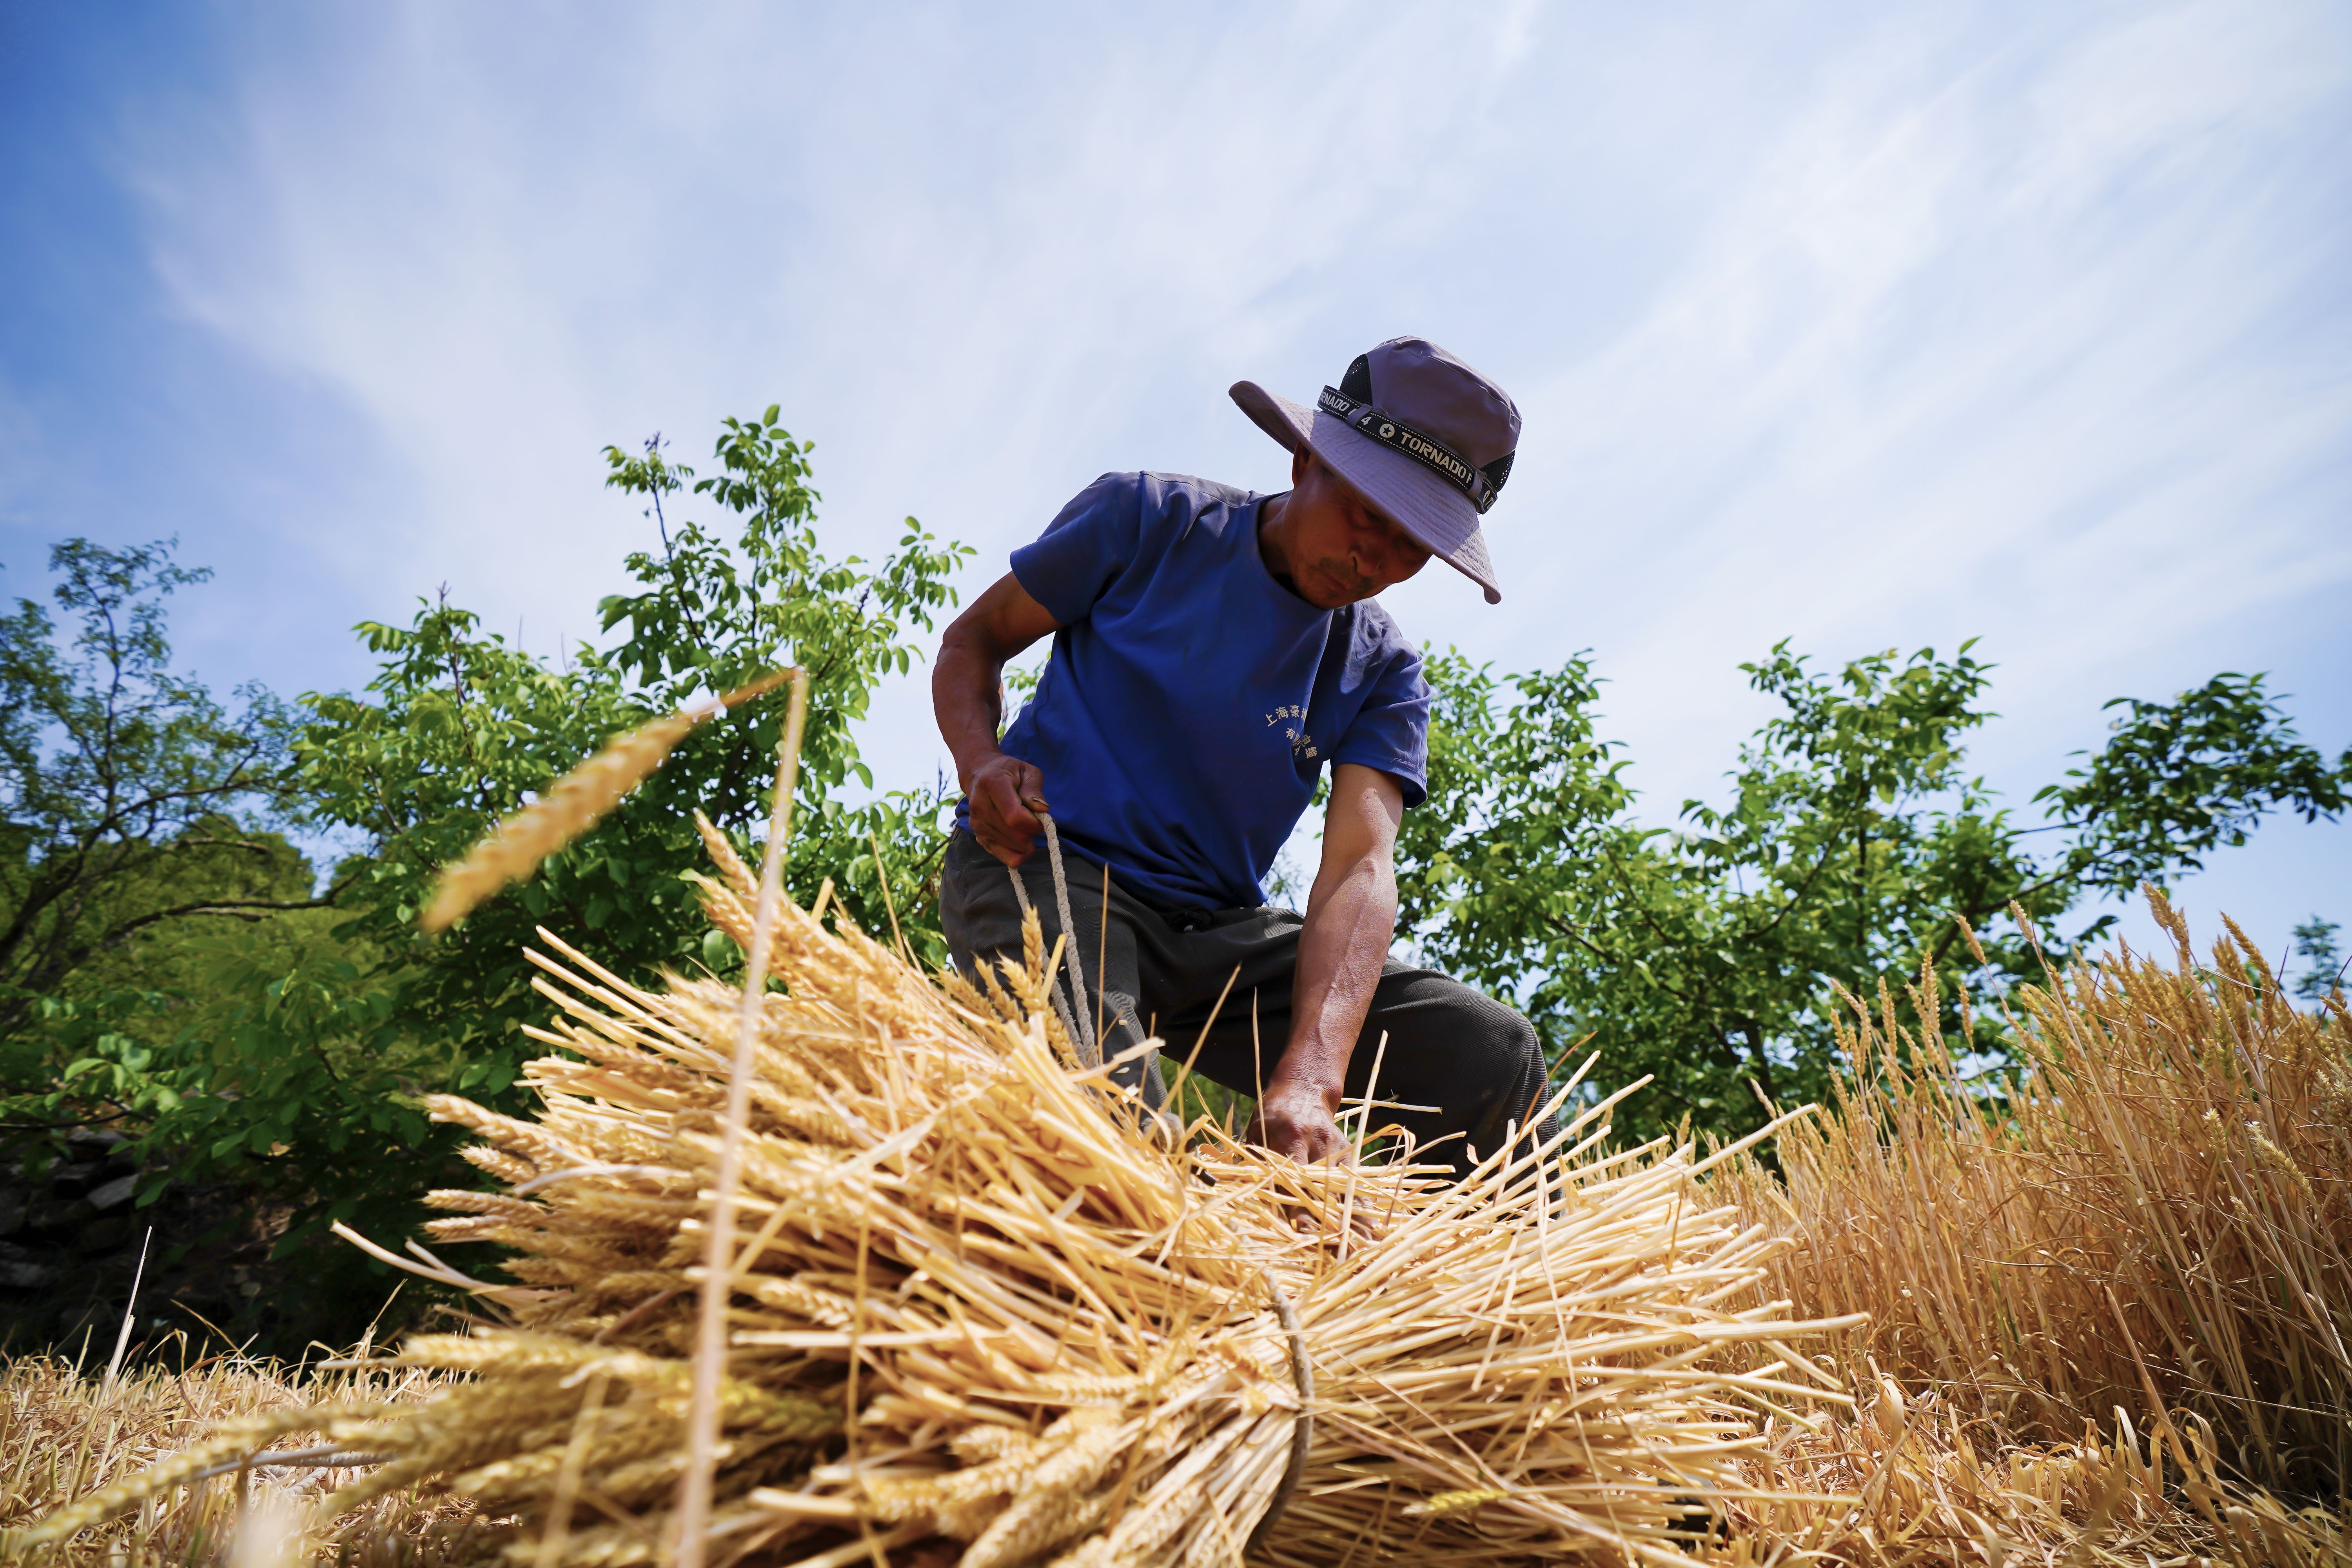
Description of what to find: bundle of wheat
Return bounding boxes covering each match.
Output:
[22,810,1860,1568]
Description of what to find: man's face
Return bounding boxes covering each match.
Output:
[1272,451,1433,609]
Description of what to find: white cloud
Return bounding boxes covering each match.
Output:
[140,2,1536,576]
[87,0,2352,938]
[1449,0,2352,815]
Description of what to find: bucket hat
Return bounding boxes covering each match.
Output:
[1231,336,1520,603]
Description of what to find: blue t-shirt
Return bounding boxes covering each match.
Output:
[967,471,1431,911]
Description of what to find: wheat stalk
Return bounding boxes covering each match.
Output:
[31,818,1876,1568]
[677,666,809,1568]
[1722,887,2352,1502]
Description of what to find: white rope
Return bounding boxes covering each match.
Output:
[1004,809,1100,1068]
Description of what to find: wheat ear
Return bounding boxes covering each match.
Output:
[423,671,794,932]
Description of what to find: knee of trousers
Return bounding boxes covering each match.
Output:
[1447,991,1541,1084]
[1498,1006,1543,1080]
[1449,997,1548,1135]
[1378,984,1541,1128]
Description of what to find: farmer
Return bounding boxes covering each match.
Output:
[932,337,1552,1177]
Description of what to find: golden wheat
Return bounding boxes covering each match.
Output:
[1713,1376,2350,1566]
[27,735,2350,1568]
[0,1346,471,1568]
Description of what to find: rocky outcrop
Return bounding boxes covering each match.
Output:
[0,1127,298,1358]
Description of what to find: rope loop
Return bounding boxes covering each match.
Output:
[1004,808,1101,1067]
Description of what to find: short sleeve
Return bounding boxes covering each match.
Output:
[1330,641,1432,808]
[1009,473,1143,627]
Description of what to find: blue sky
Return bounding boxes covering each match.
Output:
[4,1,2348,969]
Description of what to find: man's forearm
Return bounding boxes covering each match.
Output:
[1275,852,1397,1107]
[933,578,1064,869]
[931,630,1009,790]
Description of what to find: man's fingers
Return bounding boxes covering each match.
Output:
[976,815,1029,868]
[1243,1108,1381,1244]
[1002,785,1042,839]
[1272,1131,1311,1163]
[1305,1118,1350,1166]
[974,773,1043,862]
[1012,773,1046,835]
[1244,1108,1349,1167]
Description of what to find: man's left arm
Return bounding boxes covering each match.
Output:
[1250,762,1405,1163]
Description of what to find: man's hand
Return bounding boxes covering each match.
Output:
[1247,1076,1349,1164]
[1250,1075,1383,1246]
[967,755,1047,868]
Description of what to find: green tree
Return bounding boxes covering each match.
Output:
[267,408,967,1236]
[0,539,340,1094]
[2293,917,2345,1006]
[1398,643,2351,1138]
[4,411,966,1351]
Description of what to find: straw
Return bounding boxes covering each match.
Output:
[677,667,809,1568]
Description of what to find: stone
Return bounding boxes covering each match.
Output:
[0,1189,23,1240]
[88,1173,140,1212]
[50,1161,106,1199]
[0,1260,55,1289]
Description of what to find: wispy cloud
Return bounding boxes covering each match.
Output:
[134,2,1543,609]
[1461,0,2352,806]
[6,0,2346,940]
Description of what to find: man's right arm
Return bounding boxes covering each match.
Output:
[933,572,1065,867]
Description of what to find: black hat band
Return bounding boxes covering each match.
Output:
[1315,385,1510,515]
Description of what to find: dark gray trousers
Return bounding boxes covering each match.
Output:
[937,830,1555,1177]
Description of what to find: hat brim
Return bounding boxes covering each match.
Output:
[1230,380,1501,604]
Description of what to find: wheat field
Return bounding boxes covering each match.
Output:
[4,871,2345,1566]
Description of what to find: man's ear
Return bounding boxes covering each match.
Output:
[1291,447,1313,485]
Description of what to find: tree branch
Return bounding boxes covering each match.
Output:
[172,837,282,857]
[1740,775,1872,943]
[100,866,363,945]
[1534,896,1710,1010]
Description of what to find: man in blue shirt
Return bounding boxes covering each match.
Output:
[932,338,1550,1177]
